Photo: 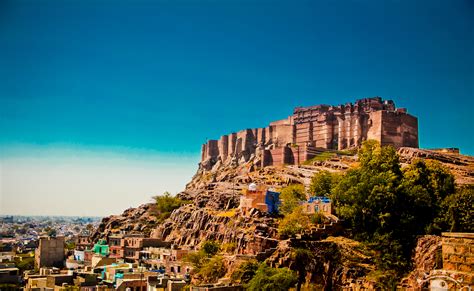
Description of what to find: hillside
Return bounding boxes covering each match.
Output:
[91,145,473,288]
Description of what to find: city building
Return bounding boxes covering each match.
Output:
[302,196,332,215]
[240,183,280,215]
[35,236,65,268]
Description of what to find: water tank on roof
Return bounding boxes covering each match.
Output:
[248,183,257,191]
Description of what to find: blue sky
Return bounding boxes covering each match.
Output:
[0,0,473,216]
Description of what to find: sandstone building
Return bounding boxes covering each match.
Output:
[201,97,418,168]
[35,236,65,268]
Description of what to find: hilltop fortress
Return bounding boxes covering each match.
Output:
[201,97,418,169]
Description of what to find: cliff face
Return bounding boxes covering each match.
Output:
[398,147,474,185]
[92,146,474,246]
[90,111,473,287]
[402,235,442,288]
[150,204,279,255]
[91,203,158,241]
[266,237,378,290]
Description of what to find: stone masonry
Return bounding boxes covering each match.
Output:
[441,232,474,286]
[35,236,65,268]
[200,97,418,169]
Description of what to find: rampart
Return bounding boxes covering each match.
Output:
[201,97,418,169]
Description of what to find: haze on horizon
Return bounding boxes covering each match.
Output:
[1,0,473,216]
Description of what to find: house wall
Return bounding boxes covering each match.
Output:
[35,237,65,268]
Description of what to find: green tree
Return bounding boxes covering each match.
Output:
[331,141,403,241]
[246,263,297,291]
[46,228,57,237]
[153,192,189,222]
[330,141,411,271]
[280,184,306,215]
[221,242,237,254]
[291,248,314,291]
[201,240,220,257]
[401,159,456,234]
[436,186,473,232]
[231,260,259,284]
[198,256,227,283]
[183,251,207,271]
[65,242,76,250]
[15,256,34,272]
[330,140,460,273]
[309,170,339,197]
[278,207,310,237]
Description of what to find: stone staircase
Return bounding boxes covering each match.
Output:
[293,220,343,241]
[255,247,278,261]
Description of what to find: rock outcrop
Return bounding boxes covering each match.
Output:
[266,237,378,290]
[401,235,442,288]
[398,147,474,185]
[90,111,473,289]
[91,203,159,241]
[151,204,279,255]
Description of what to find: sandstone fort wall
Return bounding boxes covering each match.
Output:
[200,97,418,169]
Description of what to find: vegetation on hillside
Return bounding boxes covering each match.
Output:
[436,185,473,232]
[278,182,332,237]
[279,184,306,215]
[302,151,336,165]
[152,191,190,222]
[309,170,339,197]
[276,140,472,281]
[183,240,227,284]
[14,254,35,272]
[278,206,310,237]
[231,260,259,284]
[324,140,471,274]
[245,263,297,291]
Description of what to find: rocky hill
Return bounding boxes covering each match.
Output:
[91,146,473,288]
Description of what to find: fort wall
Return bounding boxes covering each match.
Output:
[200,97,419,168]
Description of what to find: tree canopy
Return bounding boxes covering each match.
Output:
[309,170,339,197]
[278,206,310,237]
[153,192,189,222]
[246,263,297,291]
[279,184,306,215]
[328,140,461,273]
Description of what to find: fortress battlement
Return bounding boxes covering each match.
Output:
[200,97,418,169]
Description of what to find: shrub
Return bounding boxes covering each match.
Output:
[302,152,336,165]
[310,212,326,225]
[278,207,310,237]
[221,242,237,253]
[246,263,297,291]
[183,251,207,271]
[198,256,227,283]
[65,242,76,250]
[153,192,189,222]
[280,184,306,215]
[330,140,458,274]
[436,185,473,232]
[15,256,34,272]
[201,240,220,257]
[309,170,339,197]
[231,260,259,284]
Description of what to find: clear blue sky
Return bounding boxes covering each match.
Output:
[0,0,473,216]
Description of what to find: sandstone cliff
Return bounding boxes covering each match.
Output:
[398,147,474,185]
[91,145,473,289]
[92,146,474,246]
